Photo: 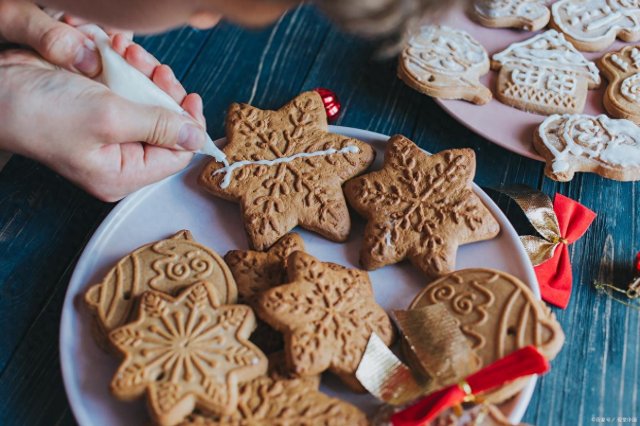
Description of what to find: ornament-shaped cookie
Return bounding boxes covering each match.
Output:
[109,282,267,426]
[224,233,305,354]
[492,30,601,115]
[410,269,565,403]
[534,113,640,181]
[551,0,640,52]
[256,251,395,391]
[344,135,500,280]
[198,92,375,251]
[85,230,237,339]
[398,25,492,105]
[600,46,640,124]
[473,0,550,31]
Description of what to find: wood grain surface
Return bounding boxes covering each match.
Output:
[0,6,638,426]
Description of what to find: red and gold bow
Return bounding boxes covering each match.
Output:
[495,187,596,308]
[390,346,550,426]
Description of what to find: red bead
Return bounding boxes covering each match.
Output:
[635,251,640,275]
[313,88,341,122]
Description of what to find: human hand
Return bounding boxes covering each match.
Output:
[0,35,206,202]
[0,0,103,75]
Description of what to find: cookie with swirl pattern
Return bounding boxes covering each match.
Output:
[84,230,237,344]
[600,45,640,124]
[409,268,565,403]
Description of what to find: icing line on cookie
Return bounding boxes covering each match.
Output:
[213,146,361,189]
[492,30,600,84]
[539,114,640,174]
[551,0,640,43]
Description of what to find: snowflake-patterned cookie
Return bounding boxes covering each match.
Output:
[600,45,640,124]
[178,374,368,426]
[492,30,601,115]
[343,135,500,280]
[551,0,640,52]
[255,251,395,391]
[109,282,267,426]
[224,233,305,354]
[198,92,375,251]
[473,0,550,31]
[85,230,237,344]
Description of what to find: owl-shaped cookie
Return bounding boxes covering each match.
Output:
[600,45,640,124]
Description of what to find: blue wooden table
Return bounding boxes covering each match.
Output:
[1,5,638,425]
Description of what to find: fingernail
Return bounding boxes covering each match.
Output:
[74,40,100,75]
[178,124,205,151]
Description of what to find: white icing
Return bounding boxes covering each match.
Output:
[538,114,640,173]
[510,66,578,96]
[612,53,630,71]
[474,0,548,21]
[403,25,488,87]
[213,146,360,189]
[551,0,640,44]
[493,30,600,85]
[80,25,228,164]
[621,73,640,102]
[632,47,640,68]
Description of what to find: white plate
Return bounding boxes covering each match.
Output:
[60,126,539,425]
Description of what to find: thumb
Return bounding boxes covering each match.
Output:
[110,96,206,151]
[0,1,101,76]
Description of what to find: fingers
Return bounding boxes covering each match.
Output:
[62,15,134,40]
[182,94,206,128]
[102,95,206,151]
[0,0,101,76]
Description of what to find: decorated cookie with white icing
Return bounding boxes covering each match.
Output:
[398,25,492,105]
[551,0,640,52]
[198,92,375,251]
[492,30,601,115]
[599,45,640,124]
[534,114,640,181]
[473,0,550,31]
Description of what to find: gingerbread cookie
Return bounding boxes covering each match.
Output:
[85,230,237,339]
[534,113,640,181]
[600,45,640,124]
[178,375,367,426]
[109,282,267,426]
[432,404,527,426]
[344,135,500,280]
[551,0,640,52]
[224,233,305,353]
[198,92,375,251]
[492,30,601,115]
[410,269,565,403]
[398,25,492,105]
[256,251,395,390]
[472,0,550,31]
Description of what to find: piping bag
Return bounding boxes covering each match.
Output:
[80,24,228,165]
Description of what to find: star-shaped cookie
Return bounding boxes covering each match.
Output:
[179,374,367,426]
[224,233,305,354]
[198,91,375,250]
[109,282,267,426]
[255,251,395,390]
[344,135,500,279]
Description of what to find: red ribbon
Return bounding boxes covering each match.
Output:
[536,194,596,309]
[390,346,550,426]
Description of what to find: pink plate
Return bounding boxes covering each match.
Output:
[436,2,632,160]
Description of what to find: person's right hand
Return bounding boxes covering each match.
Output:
[0,35,206,202]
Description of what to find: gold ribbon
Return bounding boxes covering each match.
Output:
[355,304,479,406]
[492,186,565,266]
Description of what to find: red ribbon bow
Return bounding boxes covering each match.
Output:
[535,194,596,309]
[390,346,550,426]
